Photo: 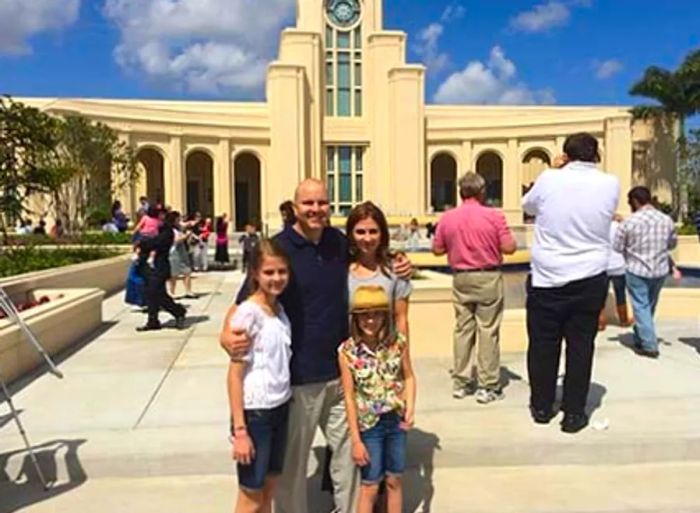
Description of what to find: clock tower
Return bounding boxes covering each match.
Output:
[266,0,426,217]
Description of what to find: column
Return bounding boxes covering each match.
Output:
[115,132,134,215]
[166,136,186,212]
[605,117,633,211]
[503,138,522,225]
[267,63,309,225]
[215,139,232,220]
[388,65,426,215]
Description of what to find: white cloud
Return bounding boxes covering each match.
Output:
[509,0,594,34]
[414,23,450,74]
[413,3,465,74]
[441,3,466,23]
[433,46,556,105]
[103,0,295,97]
[510,1,570,33]
[593,59,623,80]
[0,0,80,55]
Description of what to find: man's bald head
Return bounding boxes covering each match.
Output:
[292,178,330,237]
[294,178,328,202]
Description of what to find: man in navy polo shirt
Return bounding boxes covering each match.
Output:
[222,179,411,513]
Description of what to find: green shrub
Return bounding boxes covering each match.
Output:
[4,231,133,246]
[0,245,122,278]
[679,223,698,236]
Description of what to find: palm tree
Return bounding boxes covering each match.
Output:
[630,48,700,219]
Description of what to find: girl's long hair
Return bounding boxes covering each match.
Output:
[346,201,392,275]
[247,238,291,295]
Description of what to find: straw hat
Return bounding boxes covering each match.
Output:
[351,285,390,312]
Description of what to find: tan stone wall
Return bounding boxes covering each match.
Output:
[0,288,104,383]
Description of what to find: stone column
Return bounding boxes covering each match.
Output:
[503,138,522,225]
[167,136,186,212]
[605,117,633,211]
[215,139,233,220]
[115,132,134,216]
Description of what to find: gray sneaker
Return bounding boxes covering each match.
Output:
[452,380,476,399]
[475,388,504,404]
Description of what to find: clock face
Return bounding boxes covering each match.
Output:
[335,2,353,22]
[327,0,360,27]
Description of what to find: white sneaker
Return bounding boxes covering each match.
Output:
[452,381,476,399]
[475,388,504,404]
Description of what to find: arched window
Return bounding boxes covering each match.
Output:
[185,151,214,218]
[476,152,503,207]
[234,153,262,231]
[324,1,363,117]
[430,153,457,212]
[136,148,165,204]
[522,149,551,188]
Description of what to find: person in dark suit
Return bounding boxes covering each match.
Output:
[137,210,186,331]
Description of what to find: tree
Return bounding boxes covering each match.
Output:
[51,115,137,232]
[0,97,139,238]
[630,48,700,219]
[0,96,64,243]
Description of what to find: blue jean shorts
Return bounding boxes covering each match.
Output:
[234,401,289,491]
[359,412,407,485]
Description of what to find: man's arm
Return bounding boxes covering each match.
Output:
[219,303,252,357]
[432,220,447,256]
[497,213,517,255]
[667,222,678,251]
[612,222,626,254]
[522,178,543,217]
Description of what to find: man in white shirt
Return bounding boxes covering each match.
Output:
[522,132,620,434]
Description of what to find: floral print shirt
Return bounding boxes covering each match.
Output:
[339,333,407,432]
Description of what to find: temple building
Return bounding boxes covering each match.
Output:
[21,0,675,231]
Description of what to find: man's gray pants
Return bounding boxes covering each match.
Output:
[275,379,358,513]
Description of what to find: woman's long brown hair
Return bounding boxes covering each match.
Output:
[346,201,392,275]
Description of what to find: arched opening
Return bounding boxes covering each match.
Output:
[430,153,457,212]
[185,151,214,218]
[476,152,503,207]
[136,148,165,205]
[234,153,262,231]
[522,149,551,189]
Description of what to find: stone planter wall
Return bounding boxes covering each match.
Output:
[0,288,104,383]
[0,253,131,304]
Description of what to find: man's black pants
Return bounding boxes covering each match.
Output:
[526,272,608,415]
[144,271,186,326]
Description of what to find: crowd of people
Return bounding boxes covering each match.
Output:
[123,196,258,331]
[215,132,687,513]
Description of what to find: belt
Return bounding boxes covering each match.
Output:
[455,267,501,273]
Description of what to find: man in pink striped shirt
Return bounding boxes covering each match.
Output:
[433,172,517,403]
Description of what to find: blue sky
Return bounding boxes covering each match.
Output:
[1,0,699,120]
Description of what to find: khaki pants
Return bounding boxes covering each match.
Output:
[452,271,504,390]
[275,379,358,513]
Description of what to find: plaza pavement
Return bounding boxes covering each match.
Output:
[0,270,699,513]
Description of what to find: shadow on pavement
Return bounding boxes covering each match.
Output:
[678,337,700,355]
[405,428,441,513]
[554,381,607,417]
[0,439,87,513]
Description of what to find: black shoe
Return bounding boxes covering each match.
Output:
[136,323,162,332]
[175,315,186,330]
[635,347,660,359]
[530,405,556,424]
[561,412,589,434]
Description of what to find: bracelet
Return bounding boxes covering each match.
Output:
[234,425,247,433]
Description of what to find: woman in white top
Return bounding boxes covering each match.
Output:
[599,214,633,330]
[225,239,292,513]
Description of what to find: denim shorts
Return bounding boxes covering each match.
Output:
[234,401,289,491]
[359,411,407,485]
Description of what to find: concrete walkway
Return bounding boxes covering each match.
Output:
[1,270,699,513]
